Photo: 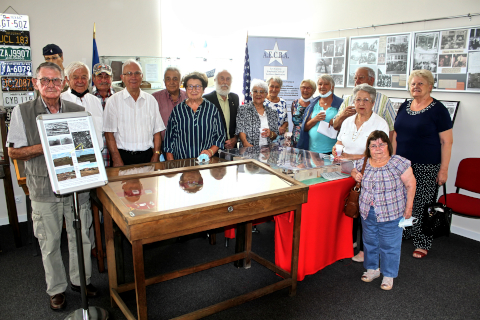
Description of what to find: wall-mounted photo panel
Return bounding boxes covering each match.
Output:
[411,26,480,93]
[347,33,411,89]
[306,37,347,87]
[388,97,407,116]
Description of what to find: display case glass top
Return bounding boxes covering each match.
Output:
[104,160,295,217]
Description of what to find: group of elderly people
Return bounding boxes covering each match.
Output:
[8,46,452,309]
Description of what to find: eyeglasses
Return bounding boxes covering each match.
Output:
[369,143,387,149]
[186,85,203,91]
[123,71,142,77]
[37,77,63,86]
[252,90,266,94]
[355,98,371,104]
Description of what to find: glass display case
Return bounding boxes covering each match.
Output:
[218,144,354,181]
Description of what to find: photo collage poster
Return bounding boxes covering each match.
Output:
[306,37,346,87]
[412,26,480,92]
[347,33,411,89]
[38,113,107,194]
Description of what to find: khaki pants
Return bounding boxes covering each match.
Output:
[31,197,93,296]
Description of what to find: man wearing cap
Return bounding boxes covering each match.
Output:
[92,63,117,109]
[43,44,68,92]
[7,62,98,311]
[104,59,165,166]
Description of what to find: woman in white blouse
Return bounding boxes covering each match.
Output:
[332,84,388,160]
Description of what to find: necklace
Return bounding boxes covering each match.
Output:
[352,114,368,141]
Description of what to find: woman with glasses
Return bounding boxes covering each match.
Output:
[290,79,316,147]
[351,130,416,290]
[236,79,279,147]
[333,84,389,160]
[296,74,343,153]
[164,71,226,160]
[393,69,453,259]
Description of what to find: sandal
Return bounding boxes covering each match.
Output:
[381,276,393,290]
[413,249,428,259]
[361,268,380,282]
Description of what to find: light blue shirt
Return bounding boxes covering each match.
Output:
[308,101,338,153]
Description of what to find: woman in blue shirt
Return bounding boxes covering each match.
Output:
[297,74,343,153]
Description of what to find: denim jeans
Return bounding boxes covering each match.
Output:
[362,206,403,278]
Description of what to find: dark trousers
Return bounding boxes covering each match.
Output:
[353,216,364,251]
[113,148,153,167]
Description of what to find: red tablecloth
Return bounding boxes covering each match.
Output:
[274,178,356,281]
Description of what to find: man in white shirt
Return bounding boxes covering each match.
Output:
[103,59,165,167]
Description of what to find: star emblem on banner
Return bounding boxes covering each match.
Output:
[265,42,287,65]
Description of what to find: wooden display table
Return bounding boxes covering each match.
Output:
[97,159,308,319]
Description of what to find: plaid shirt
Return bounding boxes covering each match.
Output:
[92,86,116,167]
[355,155,411,222]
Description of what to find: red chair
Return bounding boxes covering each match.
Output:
[438,158,480,219]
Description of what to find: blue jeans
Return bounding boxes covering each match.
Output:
[362,206,403,278]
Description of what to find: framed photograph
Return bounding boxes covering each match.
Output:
[307,37,347,87]
[439,100,460,126]
[347,32,411,89]
[36,112,108,195]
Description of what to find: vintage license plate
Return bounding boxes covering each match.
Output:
[0,13,29,31]
[2,91,35,106]
[0,61,32,76]
[1,77,34,91]
[0,30,30,46]
[0,46,31,61]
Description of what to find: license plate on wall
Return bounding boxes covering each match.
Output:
[2,91,35,106]
[0,46,31,61]
[1,61,32,76]
[0,13,29,31]
[0,30,30,46]
[1,77,34,91]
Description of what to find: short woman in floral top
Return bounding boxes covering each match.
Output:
[264,77,288,142]
[351,130,416,290]
[290,79,316,147]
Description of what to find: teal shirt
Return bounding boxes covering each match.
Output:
[308,101,338,153]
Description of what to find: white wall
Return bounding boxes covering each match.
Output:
[1,0,479,241]
[0,0,162,225]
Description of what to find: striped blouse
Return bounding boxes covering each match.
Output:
[164,99,226,159]
[354,155,411,222]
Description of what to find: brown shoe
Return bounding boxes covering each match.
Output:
[71,283,99,297]
[50,293,66,310]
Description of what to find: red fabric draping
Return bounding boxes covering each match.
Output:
[274,178,356,281]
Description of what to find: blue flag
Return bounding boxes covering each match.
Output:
[92,25,99,85]
[242,39,251,104]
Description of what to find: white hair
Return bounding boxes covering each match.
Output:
[214,69,232,81]
[65,61,90,81]
[122,59,143,74]
[251,79,268,92]
[164,66,181,79]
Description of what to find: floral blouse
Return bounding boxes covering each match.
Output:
[236,102,280,147]
[291,99,308,147]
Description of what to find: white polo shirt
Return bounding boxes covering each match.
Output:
[337,112,389,155]
[103,89,165,151]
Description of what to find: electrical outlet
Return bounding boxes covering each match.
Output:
[15,196,22,203]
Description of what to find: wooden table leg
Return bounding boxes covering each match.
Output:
[92,201,105,272]
[289,205,302,297]
[113,222,125,285]
[103,208,118,307]
[132,240,147,320]
[234,223,245,268]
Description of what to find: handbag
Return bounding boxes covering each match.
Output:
[422,184,453,238]
[344,157,368,218]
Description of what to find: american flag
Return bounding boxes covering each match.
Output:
[242,38,251,104]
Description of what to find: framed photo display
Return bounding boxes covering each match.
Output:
[411,26,480,92]
[306,37,347,87]
[439,100,460,125]
[347,33,412,89]
[388,97,407,116]
[36,112,108,195]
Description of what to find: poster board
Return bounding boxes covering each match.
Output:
[411,26,480,92]
[306,37,347,87]
[36,112,107,195]
[347,32,412,89]
[439,100,460,125]
[389,97,407,116]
